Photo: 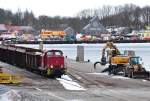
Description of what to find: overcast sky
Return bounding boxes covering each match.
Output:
[0,0,150,17]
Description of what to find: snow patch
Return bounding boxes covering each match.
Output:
[68,99,84,101]
[111,76,130,79]
[87,72,130,79]
[61,75,72,81]
[57,75,86,91]
[142,79,147,82]
[0,90,21,101]
[86,72,109,76]
[0,94,10,101]
[34,87,42,91]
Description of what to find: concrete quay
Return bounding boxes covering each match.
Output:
[0,59,150,101]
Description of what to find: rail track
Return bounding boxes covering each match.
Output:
[67,68,115,88]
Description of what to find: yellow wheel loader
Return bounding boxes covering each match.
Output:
[123,57,149,78]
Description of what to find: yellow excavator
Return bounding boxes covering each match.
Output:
[0,67,21,84]
[94,42,149,79]
[94,42,120,67]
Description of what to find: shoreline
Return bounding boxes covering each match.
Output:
[6,40,150,44]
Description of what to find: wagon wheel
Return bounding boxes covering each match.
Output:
[94,61,101,69]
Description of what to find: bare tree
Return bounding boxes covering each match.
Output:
[141,6,150,27]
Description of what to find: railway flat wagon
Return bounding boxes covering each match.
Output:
[0,44,66,77]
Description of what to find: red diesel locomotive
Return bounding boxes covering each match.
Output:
[38,50,66,77]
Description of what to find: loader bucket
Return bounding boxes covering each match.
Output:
[132,72,149,79]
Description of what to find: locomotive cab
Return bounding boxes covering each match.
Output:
[41,50,66,77]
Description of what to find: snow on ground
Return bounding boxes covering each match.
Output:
[87,72,108,76]
[0,94,10,101]
[111,76,130,79]
[57,75,86,91]
[87,72,130,80]
[0,90,21,101]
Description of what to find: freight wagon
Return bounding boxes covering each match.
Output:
[0,44,66,77]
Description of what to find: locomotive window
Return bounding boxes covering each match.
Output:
[47,51,62,56]
[55,52,61,56]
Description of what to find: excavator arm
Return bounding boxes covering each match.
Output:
[101,42,120,65]
[101,46,108,65]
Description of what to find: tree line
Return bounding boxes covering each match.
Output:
[0,8,89,32]
[77,4,150,30]
[0,4,150,33]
